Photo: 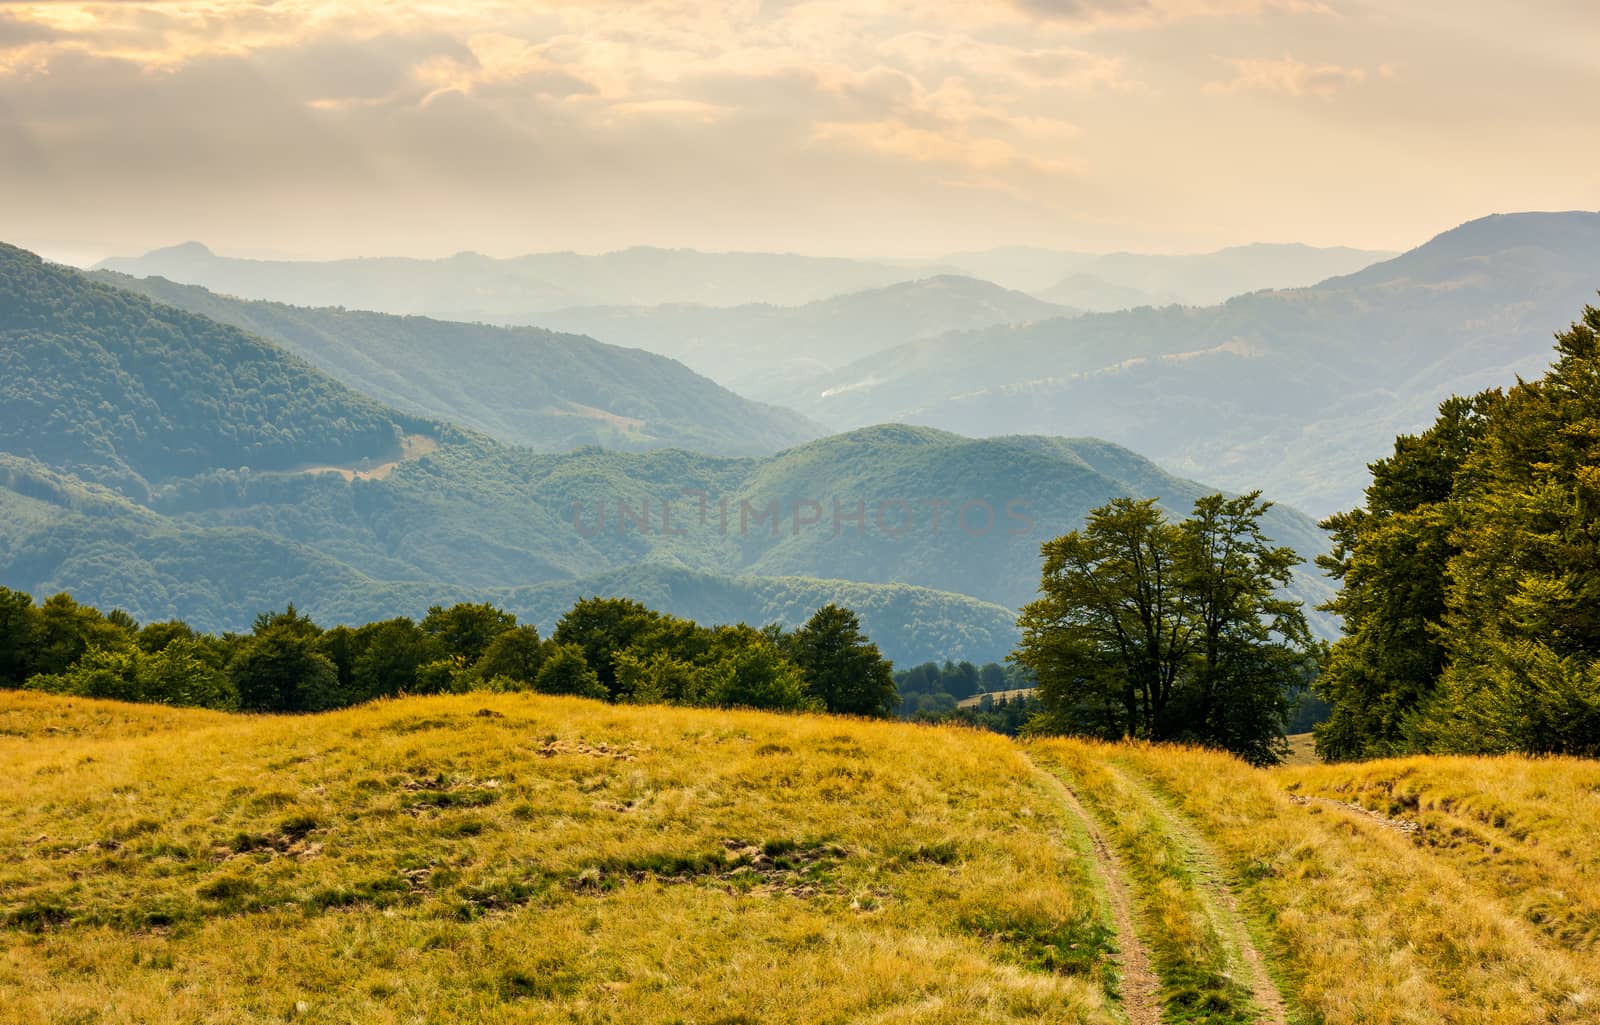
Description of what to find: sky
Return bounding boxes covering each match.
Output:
[1,0,1597,263]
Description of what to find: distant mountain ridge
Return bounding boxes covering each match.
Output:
[89,269,825,458]
[93,238,1392,320]
[791,212,1600,514]
[531,275,1077,401]
[937,241,1395,309]
[94,242,942,315]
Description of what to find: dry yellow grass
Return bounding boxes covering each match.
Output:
[6,692,1600,1025]
[1281,754,1600,973]
[1109,740,1598,1024]
[0,692,1117,1025]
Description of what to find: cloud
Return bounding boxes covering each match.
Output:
[1208,55,1371,97]
[0,11,59,48]
[0,0,1593,258]
[1006,0,1332,28]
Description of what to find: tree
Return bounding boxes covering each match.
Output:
[252,603,321,641]
[1015,493,1312,765]
[230,631,341,712]
[26,645,141,703]
[141,638,236,709]
[703,633,819,712]
[1016,498,1186,741]
[32,593,135,677]
[1176,493,1313,766]
[137,619,199,655]
[552,597,662,698]
[533,643,607,700]
[1417,304,1600,756]
[474,625,546,687]
[28,637,235,709]
[421,602,516,664]
[349,617,442,701]
[0,586,39,686]
[1312,394,1492,760]
[785,604,898,717]
[615,648,704,705]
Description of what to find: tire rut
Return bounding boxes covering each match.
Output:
[1110,761,1290,1025]
[1027,755,1163,1025]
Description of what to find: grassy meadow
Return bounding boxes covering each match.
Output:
[3,692,1599,1024]
[0,692,1117,1025]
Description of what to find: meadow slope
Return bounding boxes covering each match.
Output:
[3,693,1598,1024]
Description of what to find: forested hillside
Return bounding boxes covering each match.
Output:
[0,244,431,495]
[93,270,824,457]
[794,212,1600,513]
[0,247,1331,663]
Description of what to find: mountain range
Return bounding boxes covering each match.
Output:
[88,270,823,457]
[93,243,930,315]
[94,239,1390,319]
[789,212,1600,514]
[937,242,1395,309]
[493,275,1074,402]
[1,243,1335,663]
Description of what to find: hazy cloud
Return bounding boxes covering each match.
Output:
[0,1,1595,259]
[1209,55,1373,96]
[1006,0,1332,28]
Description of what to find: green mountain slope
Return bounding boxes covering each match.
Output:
[1,248,1333,662]
[0,244,431,494]
[90,270,824,457]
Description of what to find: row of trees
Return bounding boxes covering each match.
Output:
[893,659,1033,719]
[1315,303,1600,759]
[0,589,899,718]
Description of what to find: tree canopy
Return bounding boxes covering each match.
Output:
[1015,492,1312,765]
[0,587,896,720]
[1315,302,1600,759]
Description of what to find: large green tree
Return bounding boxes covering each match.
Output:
[1312,394,1493,759]
[1315,302,1600,759]
[784,604,898,717]
[1420,305,1600,755]
[474,625,546,687]
[533,643,607,700]
[231,610,340,713]
[0,586,39,686]
[552,597,663,699]
[1015,493,1311,764]
[420,602,516,664]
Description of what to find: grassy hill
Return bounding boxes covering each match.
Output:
[0,691,1118,1024]
[797,211,1600,514]
[89,269,825,458]
[3,691,1595,1024]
